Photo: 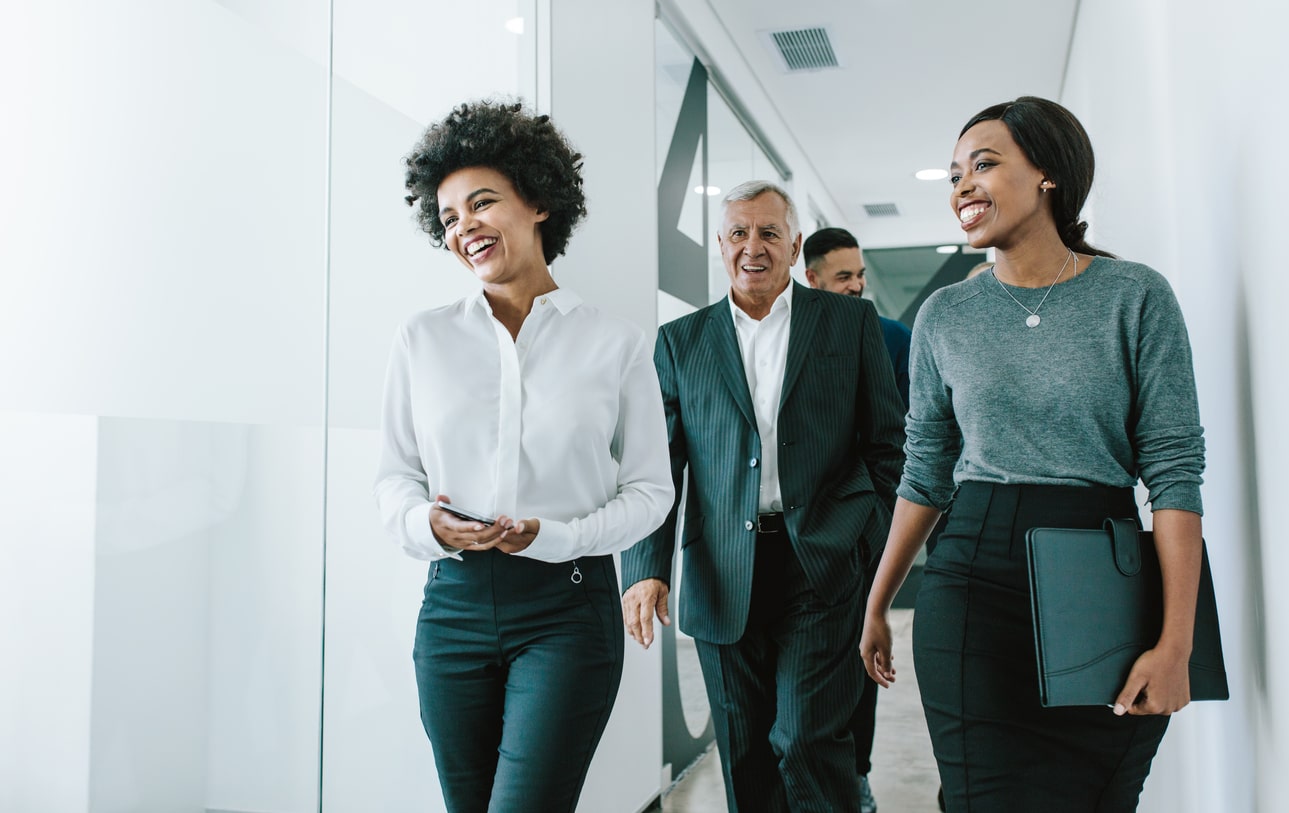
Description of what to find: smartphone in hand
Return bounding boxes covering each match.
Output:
[433,500,497,526]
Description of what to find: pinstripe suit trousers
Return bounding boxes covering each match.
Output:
[694,532,864,813]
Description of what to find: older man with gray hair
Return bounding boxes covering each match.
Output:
[622,181,906,812]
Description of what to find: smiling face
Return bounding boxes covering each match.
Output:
[949,119,1055,251]
[718,192,801,318]
[806,246,866,296]
[436,165,549,286]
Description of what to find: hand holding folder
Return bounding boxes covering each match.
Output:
[1025,518,1229,708]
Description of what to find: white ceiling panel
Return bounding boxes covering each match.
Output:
[702,0,1079,247]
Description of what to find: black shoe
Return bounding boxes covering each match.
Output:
[858,774,876,813]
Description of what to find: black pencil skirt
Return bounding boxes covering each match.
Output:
[913,482,1170,812]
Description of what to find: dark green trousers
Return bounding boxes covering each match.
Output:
[413,550,624,813]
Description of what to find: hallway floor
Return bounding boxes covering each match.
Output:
[661,609,943,813]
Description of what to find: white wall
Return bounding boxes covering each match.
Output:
[0,414,98,813]
[1063,1,1288,810]
[0,0,330,426]
[549,0,660,330]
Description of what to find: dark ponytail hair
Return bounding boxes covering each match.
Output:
[960,97,1115,258]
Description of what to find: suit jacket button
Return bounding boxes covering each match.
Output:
[749,457,759,468]
[744,520,755,531]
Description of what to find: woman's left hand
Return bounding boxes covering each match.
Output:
[494,516,540,554]
[1113,645,1191,716]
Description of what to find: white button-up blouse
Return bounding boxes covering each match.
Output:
[374,288,674,564]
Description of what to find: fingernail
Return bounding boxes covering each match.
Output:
[1113,703,1126,716]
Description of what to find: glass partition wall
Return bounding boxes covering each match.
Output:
[1,2,334,810]
[655,19,785,313]
[0,1,532,811]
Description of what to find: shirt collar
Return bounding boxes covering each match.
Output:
[729,280,794,324]
[464,287,582,317]
[542,287,582,314]
[465,291,490,316]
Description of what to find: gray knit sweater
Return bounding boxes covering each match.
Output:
[897,256,1205,514]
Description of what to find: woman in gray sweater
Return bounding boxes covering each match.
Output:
[859,97,1205,811]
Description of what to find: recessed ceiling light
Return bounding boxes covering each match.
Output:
[693,185,721,196]
[936,245,959,254]
[916,168,949,181]
[505,17,524,34]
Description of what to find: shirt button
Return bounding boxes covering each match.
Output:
[749,457,759,468]
[540,297,548,305]
[744,520,755,531]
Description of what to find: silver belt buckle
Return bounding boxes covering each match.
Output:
[757,514,780,533]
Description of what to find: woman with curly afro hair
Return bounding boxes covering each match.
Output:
[374,100,673,812]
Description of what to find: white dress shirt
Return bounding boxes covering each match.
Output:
[374,288,674,563]
[729,283,793,512]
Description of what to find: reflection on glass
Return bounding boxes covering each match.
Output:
[706,86,785,304]
[656,21,693,184]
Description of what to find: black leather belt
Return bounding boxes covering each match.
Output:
[756,513,786,534]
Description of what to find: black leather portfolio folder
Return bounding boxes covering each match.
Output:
[1025,519,1229,708]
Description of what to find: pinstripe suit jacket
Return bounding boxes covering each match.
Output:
[621,283,906,645]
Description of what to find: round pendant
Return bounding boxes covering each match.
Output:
[1026,314,1041,328]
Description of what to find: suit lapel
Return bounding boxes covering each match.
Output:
[704,301,757,428]
[780,283,820,408]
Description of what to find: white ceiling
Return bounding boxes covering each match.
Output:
[701,0,1080,249]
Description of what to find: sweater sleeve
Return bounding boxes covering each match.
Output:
[897,299,962,511]
[1131,274,1206,514]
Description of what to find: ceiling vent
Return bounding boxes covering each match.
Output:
[864,203,901,217]
[762,26,841,72]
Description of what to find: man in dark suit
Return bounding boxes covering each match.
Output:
[804,226,913,813]
[622,181,906,812]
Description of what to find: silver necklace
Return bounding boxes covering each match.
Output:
[991,249,1075,328]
